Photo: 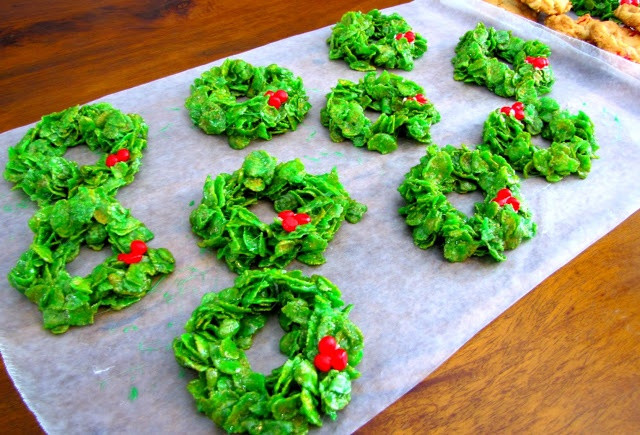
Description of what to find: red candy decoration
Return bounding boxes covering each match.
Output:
[491,188,520,212]
[274,90,288,102]
[525,56,549,69]
[331,348,348,371]
[117,240,148,264]
[500,102,526,121]
[106,148,131,167]
[268,95,282,109]
[295,213,311,225]
[277,210,295,219]
[314,335,349,373]
[105,154,119,167]
[116,149,130,162]
[266,89,288,109]
[405,93,428,105]
[314,354,332,372]
[130,239,148,255]
[318,336,337,355]
[281,216,299,233]
[404,30,415,43]
[395,31,415,43]
[278,210,311,232]
[506,196,520,211]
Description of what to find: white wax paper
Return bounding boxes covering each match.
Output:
[1,1,639,433]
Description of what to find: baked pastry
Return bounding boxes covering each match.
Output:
[519,0,571,15]
[546,13,640,62]
[482,0,539,20]
[615,3,640,29]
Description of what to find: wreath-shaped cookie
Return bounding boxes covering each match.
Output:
[480,97,599,182]
[320,70,441,154]
[172,268,364,433]
[398,144,536,262]
[451,22,555,102]
[3,103,148,206]
[7,187,175,333]
[185,59,311,150]
[190,150,367,273]
[327,9,428,71]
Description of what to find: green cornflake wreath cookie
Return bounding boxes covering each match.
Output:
[571,0,620,21]
[173,268,364,434]
[7,187,175,333]
[185,59,311,150]
[480,97,599,182]
[3,103,148,206]
[452,22,555,102]
[320,70,441,154]
[190,150,367,274]
[327,9,428,71]
[398,144,536,262]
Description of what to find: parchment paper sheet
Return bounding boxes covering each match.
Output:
[1,1,639,433]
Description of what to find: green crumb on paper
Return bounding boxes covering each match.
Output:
[129,386,138,401]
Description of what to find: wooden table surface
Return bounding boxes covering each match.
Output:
[2,0,639,433]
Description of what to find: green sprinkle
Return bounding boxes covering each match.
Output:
[129,386,138,401]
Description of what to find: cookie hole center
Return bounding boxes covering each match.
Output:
[244,314,289,375]
[248,199,278,225]
[64,145,103,167]
[66,245,111,277]
[447,189,485,217]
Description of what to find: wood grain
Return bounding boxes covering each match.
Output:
[1,1,639,433]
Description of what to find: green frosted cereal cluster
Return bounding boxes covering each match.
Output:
[173,269,364,433]
[190,150,367,273]
[398,145,536,262]
[185,59,311,149]
[451,22,555,102]
[4,103,175,333]
[321,71,440,154]
[327,9,427,72]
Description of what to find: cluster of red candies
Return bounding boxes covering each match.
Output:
[265,89,289,109]
[500,101,526,121]
[277,210,311,232]
[117,240,148,264]
[405,93,429,104]
[105,149,131,167]
[491,188,520,212]
[395,30,416,43]
[313,335,349,372]
[525,56,549,69]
